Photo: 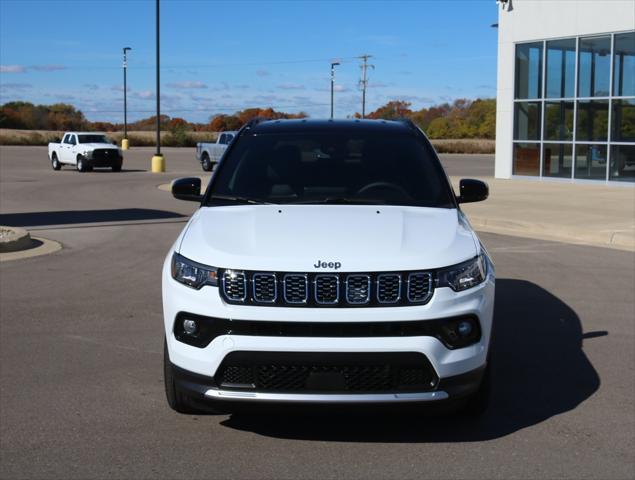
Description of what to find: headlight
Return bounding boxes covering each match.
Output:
[82,150,91,157]
[437,254,487,292]
[171,253,218,289]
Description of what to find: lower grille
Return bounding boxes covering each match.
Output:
[216,352,438,393]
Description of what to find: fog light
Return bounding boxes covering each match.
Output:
[457,320,473,337]
[183,319,198,335]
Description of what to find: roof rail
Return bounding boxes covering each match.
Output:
[396,117,418,132]
[234,116,267,140]
[244,117,267,130]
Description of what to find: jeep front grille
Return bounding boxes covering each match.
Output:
[253,273,277,303]
[346,274,371,304]
[283,274,308,304]
[220,269,435,307]
[407,272,433,303]
[314,274,339,304]
[222,270,247,301]
[377,274,401,304]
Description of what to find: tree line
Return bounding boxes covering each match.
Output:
[0,98,496,139]
[363,98,496,139]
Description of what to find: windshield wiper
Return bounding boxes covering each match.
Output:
[291,197,387,205]
[208,194,276,205]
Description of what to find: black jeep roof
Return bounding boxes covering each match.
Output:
[249,118,417,135]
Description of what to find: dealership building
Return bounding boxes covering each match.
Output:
[495,0,635,183]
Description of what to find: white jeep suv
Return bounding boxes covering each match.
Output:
[162,119,495,415]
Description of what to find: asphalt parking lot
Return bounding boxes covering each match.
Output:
[0,146,633,479]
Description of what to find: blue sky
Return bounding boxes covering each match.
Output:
[0,0,499,123]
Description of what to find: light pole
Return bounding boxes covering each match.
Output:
[330,61,340,119]
[151,0,165,172]
[122,47,131,150]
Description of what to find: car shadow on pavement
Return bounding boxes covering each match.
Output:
[220,279,602,442]
[0,208,185,227]
[86,168,148,173]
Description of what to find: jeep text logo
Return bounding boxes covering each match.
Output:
[314,260,341,270]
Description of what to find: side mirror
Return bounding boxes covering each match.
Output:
[172,177,203,202]
[457,179,488,204]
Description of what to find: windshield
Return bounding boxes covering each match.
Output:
[78,134,110,144]
[206,131,455,208]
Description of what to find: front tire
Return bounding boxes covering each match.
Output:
[51,154,61,171]
[164,339,206,414]
[112,163,122,172]
[76,156,87,172]
[201,153,213,172]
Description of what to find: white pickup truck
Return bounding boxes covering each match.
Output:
[195,131,237,171]
[48,132,123,172]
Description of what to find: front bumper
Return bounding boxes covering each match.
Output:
[170,361,486,404]
[162,252,495,404]
[83,152,122,167]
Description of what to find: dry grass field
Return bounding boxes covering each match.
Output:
[0,129,495,153]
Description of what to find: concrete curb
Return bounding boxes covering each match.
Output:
[468,217,635,252]
[0,236,62,262]
[0,226,32,252]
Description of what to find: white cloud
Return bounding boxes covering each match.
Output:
[0,65,26,73]
[31,64,66,72]
[0,82,32,89]
[316,84,350,93]
[132,90,155,100]
[277,83,306,91]
[166,80,208,89]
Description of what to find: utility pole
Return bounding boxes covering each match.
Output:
[330,61,340,119]
[122,47,131,150]
[358,54,374,118]
[151,0,165,172]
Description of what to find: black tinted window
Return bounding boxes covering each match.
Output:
[208,132,454,208]
[78,134,109,144]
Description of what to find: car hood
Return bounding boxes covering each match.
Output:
[178,205,479,272]
[80,143,119,150]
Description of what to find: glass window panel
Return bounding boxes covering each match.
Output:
[612,99,635,142]
[576,100,609,141]
[514,102,542,140]
[544,101,574,140]
[578,36,611,97]
[546,38,576,98]
[513,143,541,176]
[575,144,607,180]
[542,144,573,178]
[609,145,635,182]
[515,42,543,99]
[613,32,635,97]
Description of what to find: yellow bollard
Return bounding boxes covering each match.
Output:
[151,154,166,173]
[121,138,129,150]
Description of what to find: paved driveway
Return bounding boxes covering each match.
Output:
[0,147,633,479]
